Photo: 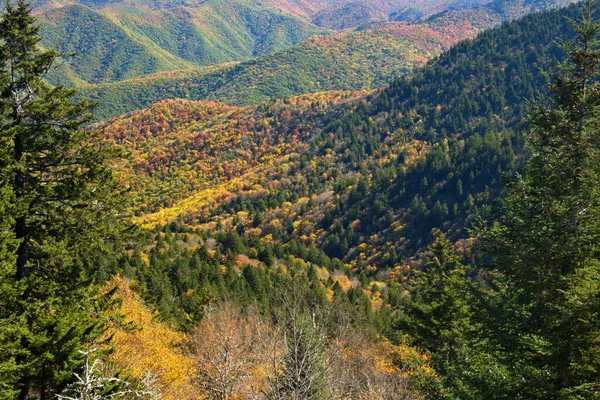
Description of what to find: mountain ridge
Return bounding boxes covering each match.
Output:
[102,1,586,269]
[37,0,520,89]
[74,0,577,120]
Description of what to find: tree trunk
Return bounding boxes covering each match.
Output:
[14,131,27,280]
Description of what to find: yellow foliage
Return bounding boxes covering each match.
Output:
[106,276,200,400]
[325,288,334,302]
[296,197,309,206]
[314,266,330,281]
[386,339,437,380]
[236,254,261,268]
[236,211,249,221]
[245,227,262,238]
[328,333,427,399]
[332,274,353,292]
[139,252,150,267]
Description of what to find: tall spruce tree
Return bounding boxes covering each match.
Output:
[400,235,471,362]
[0,114,20,400]
[482,1,600,397]
[0,1,126,399]
[396,234,505,399]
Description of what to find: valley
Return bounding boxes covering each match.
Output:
[0,1,599,399]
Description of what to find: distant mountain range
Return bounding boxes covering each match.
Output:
[36,0,496,87]
[38,0,322,86]
[77,21,479,120]
[36,0,574,88]
[57,0,574,120]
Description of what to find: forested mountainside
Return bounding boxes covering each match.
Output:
[78,23,477,120]
[38,0,322,86]
[35,0,491,87]
[2,1,600,399]
[101,2,600,396]
[426,0,576,26]
[74,0,577,120]
[103,2,579,269]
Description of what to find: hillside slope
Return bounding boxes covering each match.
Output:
[79,22,478,120]
[104,2,587,271]
[36,0,519,89]
[38,0,324,85]
[39,4,194,87]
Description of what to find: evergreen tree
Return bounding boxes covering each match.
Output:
[401,235,470,361]
[0,157,20,400]
[0,1,126,398]
[482,2,600,397]
[397,234,480,398]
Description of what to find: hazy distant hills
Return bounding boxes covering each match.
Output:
[426,0,576,26]
[69,0,577,120]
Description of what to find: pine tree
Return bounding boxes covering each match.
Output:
[0,168,20,400]
[482,1,600,397]
[0,1,127,398]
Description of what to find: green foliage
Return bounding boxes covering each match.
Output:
[480,2,600,397]
[38,0,322,87]
[396,235,481,398]
[98,2,597,277]
[75,21,474,121]
[3,0,599,399]
[0,70,19,398]
[125,225,391,334]
[400,235,472,362]
[65,0,579,121]
[39,4,191,87]
[0,2,127,398]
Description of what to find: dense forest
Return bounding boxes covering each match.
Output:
[0,0,599,399]
[99,1,587,267]
[76,22,476,120]
[73,0,577,121]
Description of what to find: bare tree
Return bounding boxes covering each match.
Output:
[327,333,413,400]
[190,285,419,400]
[265,281,329,400]
[265,281,414,400]
[55,349,154,400]
[190,303,283,400]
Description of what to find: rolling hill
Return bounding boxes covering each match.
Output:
[4,2,599,398]
[78,21,479,120]
[38,0,325,86]
[75,0,577,120]
[102,1,586,272]
[36,0,497,88]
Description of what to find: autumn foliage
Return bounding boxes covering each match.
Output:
[106,276,199,400]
